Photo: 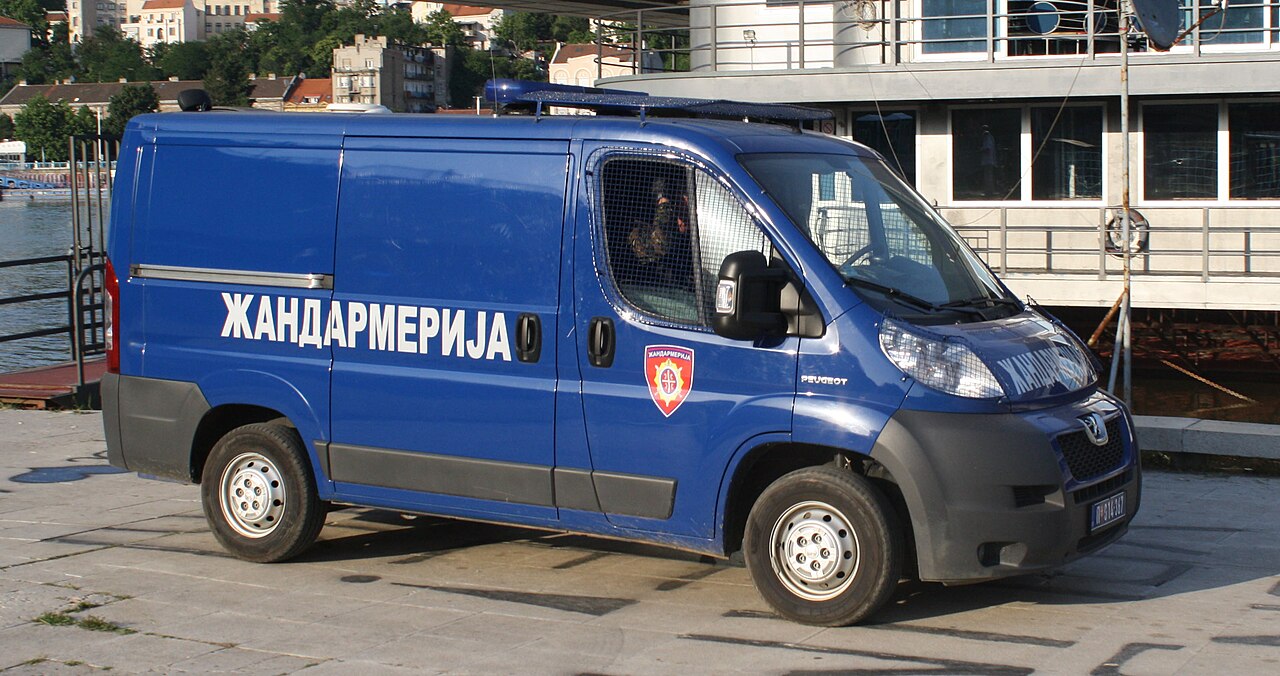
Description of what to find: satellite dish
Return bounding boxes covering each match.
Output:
[1131,0,1182,51]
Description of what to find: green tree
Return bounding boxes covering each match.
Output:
[423,9,464,46]
[77,27,159,83]
[13,94,74,161]
[152,41,211,81]
[493,12,550,52]
[103,84,159,138]
[69,105,97,136]
[16,24,77,85]
[449,46,545,110]
[0,113,14,140]
[203,34,253,105]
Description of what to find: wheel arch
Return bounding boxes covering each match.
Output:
[190,404,292,483]
[718,440,914,567]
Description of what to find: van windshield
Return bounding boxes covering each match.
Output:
[740,153,1017,320]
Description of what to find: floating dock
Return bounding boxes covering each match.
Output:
[0,358,106,409]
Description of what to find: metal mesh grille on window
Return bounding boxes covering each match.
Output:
[599,157,769,326]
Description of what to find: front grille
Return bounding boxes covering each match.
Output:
[1072,469,1133,505]
[1057,418,1125,482]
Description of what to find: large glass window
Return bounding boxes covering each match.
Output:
[852,110,917,186]
[1229,102,1280,199]
[1144,103,1217,200]
[597,156,770,326]
[1188,0,1265,45]
[922,0,989,54]
[1031,106,1103,200]
[953,108,1021,201]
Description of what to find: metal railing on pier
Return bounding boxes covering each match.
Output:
[0,252,105,386]
[0,134,116,393]
[948,207,1280,280]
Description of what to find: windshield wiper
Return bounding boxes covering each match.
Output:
[939,296,1021,310]
[844,277,984,316]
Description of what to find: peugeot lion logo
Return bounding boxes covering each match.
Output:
[1080,412,1109,446]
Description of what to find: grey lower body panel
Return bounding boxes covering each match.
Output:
[330,443,675,519]
[105,374,211,483]
[871,401,1141,583]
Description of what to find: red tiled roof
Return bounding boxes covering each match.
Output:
[140,0,187,10]
[440,4,496,17]
[552,43,634,64]
[46,11,68,22]
[287,78,331,104]
[245,12,280,22]
[0,16,31,28]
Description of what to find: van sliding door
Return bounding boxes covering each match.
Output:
[328,136,570,521]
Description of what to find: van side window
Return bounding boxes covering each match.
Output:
[598,156,771,327]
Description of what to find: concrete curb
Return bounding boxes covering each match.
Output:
[1135,415,1280,460]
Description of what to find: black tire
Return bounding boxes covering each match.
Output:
[200,423,325,563]
[743,466,902,626]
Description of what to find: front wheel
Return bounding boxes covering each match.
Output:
[743,466,902,626]
[200,423,325,563]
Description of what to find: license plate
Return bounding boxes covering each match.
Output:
[1090,492,1126,533]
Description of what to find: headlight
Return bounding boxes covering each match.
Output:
[879,318,1004,399]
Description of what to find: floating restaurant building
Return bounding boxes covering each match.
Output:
[494,0,1280,369]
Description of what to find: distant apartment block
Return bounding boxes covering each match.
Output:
[69,0,279,44]
[332,34,450,112]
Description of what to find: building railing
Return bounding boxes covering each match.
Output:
[596,0,1280,76]
[947,207,1280,281]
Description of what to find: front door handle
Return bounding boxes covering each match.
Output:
[516,313,541,363]
[588,316,615,368]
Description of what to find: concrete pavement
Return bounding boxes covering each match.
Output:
[1,409,1278,674]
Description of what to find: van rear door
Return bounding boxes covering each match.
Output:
[327,136,570,521]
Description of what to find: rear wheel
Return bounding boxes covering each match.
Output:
[743,466,902,626]
[200,423,324,562]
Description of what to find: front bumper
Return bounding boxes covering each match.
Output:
[870,392,1141,583]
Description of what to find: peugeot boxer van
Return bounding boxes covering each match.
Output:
[102,84,1139,626]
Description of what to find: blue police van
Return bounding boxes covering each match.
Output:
[102,84,1139,626]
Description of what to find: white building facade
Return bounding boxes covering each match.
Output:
[71,0,278,43]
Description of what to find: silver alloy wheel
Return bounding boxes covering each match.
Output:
[219,452,286,538]
[768,500,860,601]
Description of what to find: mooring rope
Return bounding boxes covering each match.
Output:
[1159,359,1258,404]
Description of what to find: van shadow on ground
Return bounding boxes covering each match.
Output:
[296,500,1279,626]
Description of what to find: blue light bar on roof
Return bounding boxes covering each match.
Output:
[519,90,834,124]
[483,79,648,105]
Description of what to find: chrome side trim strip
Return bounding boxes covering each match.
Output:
[131,264,333,290]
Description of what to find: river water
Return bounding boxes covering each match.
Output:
[0,199,90,372]
[1,199,1276,423]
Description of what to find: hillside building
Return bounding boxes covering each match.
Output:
[331,34,450,112]
[0,16,31,80]
[70,0,279,44]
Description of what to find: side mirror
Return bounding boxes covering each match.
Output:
[713,250,787,340]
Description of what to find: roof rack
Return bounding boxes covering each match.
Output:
[484,79,832,127]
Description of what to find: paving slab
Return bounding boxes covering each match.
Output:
[2,409,1279,674]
